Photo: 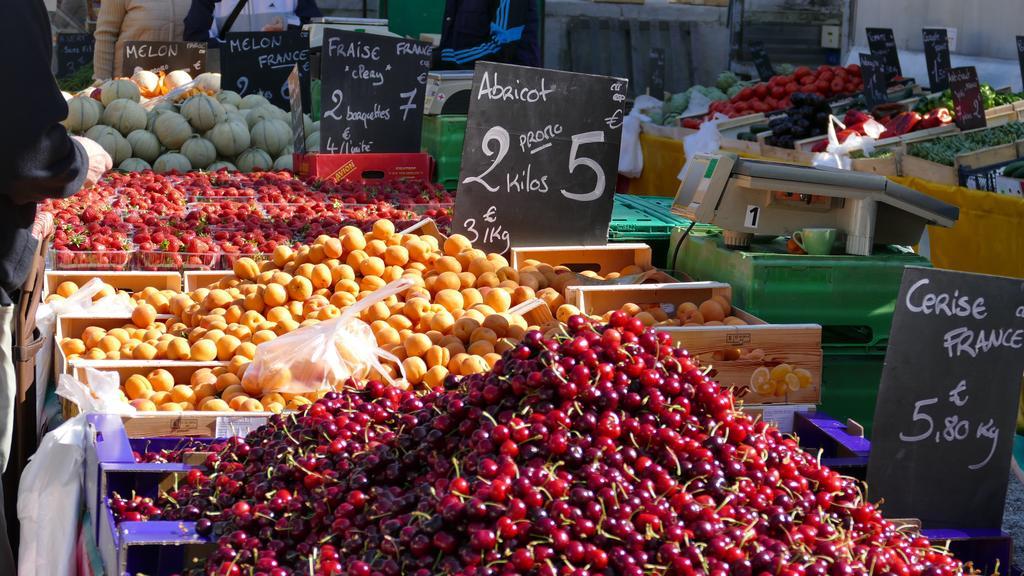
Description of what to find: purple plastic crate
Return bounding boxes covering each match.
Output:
[793,412,871,479]
[99,501,210,576]
[921,528,1012,575]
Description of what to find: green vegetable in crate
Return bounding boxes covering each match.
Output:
[1003,160,1024,178]
[716,71,739,92]
[907,122,1024,166]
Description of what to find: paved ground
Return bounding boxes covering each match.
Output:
[1005,473,1024,566]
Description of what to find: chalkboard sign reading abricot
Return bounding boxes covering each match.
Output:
[858,53,888,109]
[121,41,206,76]
[453,63,628,254]
[222,31,309,110]
[750,41,775,82]
[949,66,986,131]
[57,33,94,78]
[866,27,902,80]
[319,29,433,154]
[867,267,1024,529]
[923,28,951,91]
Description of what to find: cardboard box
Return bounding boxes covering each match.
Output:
[293,153,432,182]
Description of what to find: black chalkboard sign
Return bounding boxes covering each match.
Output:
[750,41,775,82]
[121,41,206,76]
[288,65,306,154]
[866,27,902,80]
[949,66,986,131]
[319,29,432,154]
[222,31,309,110]
[867,267,1024,529]
[647,48,665,98]
[453,63,628,254]
[858,53,888,109]
[57,33,94,78]
[1016,36,1024,87]
[923,28,951,92]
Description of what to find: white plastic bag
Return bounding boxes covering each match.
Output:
[682,113,730,172]
[243,279,412,394]
[812,115,877,171]
[19,370,133,576]
[618,95,661,178]
[681,90,713,119]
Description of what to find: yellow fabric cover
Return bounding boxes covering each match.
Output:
[626,134,685,197]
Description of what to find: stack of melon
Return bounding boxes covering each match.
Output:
[63,78,317,173]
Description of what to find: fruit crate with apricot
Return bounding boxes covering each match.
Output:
[52,222,564,425]
[564,281,823,405]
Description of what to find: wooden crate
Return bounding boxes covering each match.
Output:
[511,244,653,277]
[119,412,273,438]
[72,361,229,387]
[741,404,816,434]
[183,270,231,292]
[44,271,182,295]
[669,0,729,5]
[720,137,762,157]
[902,140,1022,185]
[850,154,900,177]
[401,218,448,243]
[566,282,822,405]
[508,298,556,327]
[55,314,176,377]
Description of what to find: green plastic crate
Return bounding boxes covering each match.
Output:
[821,346,887,437]
[669,229,931,348]
[613,195,718,268]
[421,115,466,190]
[379,0,445,39]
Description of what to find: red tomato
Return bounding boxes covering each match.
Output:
[815,80,830,93]
[794,66,812,79]
[835,68,848,79]
[754,84,768,98]
[799,75,815,86]
[737,87,755,101]
[801,84,817,93]
[830,79,845,93]
[733,101,749,112]
[818,70,834,83]
[764,97,778,109]
[847,64,860,74]
[844,82,857,93]
[786,82,800,94]
[770,86,785,99]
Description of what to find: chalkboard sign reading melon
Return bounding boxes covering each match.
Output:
[222,31,309,110]
[453,63,628,254]
[121,41,206,76]
[319,29,433,154]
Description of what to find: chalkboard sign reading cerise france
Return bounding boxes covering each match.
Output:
[858,53,888,109]
[222,31,309,110]
[867,267,1024,529]
[453,63,628,254]
[922,28,951,91]
[121,41,206,76]
[866,27,901,80]
[57,33,94,78]
[319,29,433,154]
[949,66,986,131]
[750,41,775,82]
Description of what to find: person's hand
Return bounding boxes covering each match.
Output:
[71,136,113,187]
[262,17,284,32]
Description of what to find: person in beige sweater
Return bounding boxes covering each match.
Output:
[93,0,191,81]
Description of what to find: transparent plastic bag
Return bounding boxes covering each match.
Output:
[19,370,132,576]
[812,115,877,171]
[619,95,661,178]
[682,113,729,170]
[243,279,413,394]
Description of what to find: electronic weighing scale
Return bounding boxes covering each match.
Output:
[424,70,474,116]
[673,153,959,255]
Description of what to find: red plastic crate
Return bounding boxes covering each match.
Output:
[294,153,433,183]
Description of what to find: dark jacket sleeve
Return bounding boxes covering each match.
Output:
[517,0,541,67]
[0,0,87,205]
[295,0,322,23]
[183,0,216,42]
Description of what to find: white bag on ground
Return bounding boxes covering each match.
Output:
[19,371,133,576]
[618,95,661,178]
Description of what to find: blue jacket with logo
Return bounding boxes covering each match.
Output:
[439,0,540,69]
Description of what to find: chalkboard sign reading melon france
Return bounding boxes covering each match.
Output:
[922,28,951,91]
[866,27,901,80]
[858,53,888,109]
[949,66,986,131]
[453,63,628,254]
[222,31,309,109]
[121,41,206,76]
[750,41,775,82]
[319,29,433,154]
[867,267,1024,529]
[57,33,94,78]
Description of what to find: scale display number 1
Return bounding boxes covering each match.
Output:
[453,63,628,254]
